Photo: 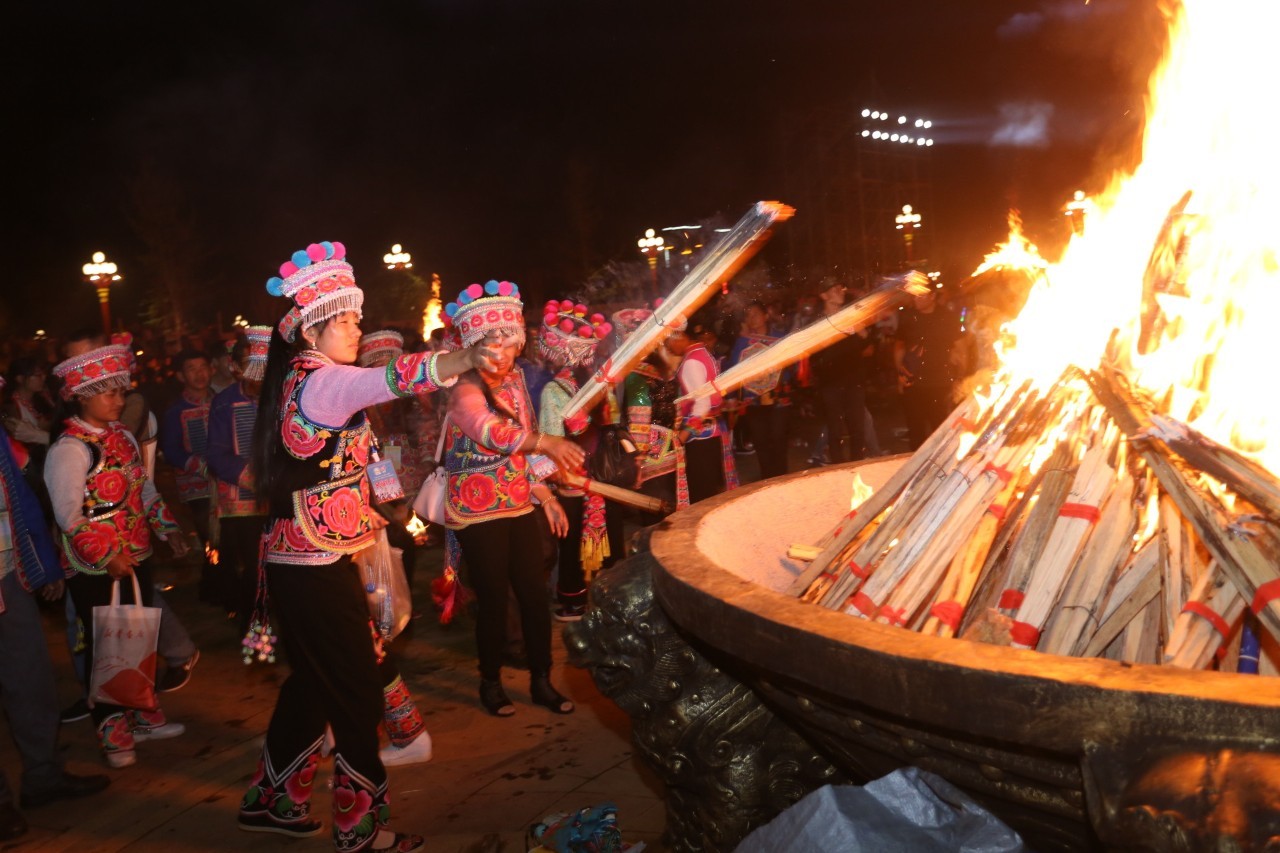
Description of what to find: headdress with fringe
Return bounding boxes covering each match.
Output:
[444,280,525,348]
[243,325,271,381]
[357,330,405,367]
[538,299,611,368]
[53,344,133,400]
[264,240,363,342]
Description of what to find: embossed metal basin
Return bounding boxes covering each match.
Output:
[643,458,1280,852]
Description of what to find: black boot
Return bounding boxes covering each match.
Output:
[530,673,574,714]
[479,678,515,717]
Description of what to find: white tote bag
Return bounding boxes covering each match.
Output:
[412,415,450,526]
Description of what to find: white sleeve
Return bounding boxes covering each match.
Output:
[44,438,93,533]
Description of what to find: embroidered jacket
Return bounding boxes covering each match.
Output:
[207,382,265,518]
[45,419,180,575]
[161,391,212,502]
[263,349,453,565]
[443,368,537,529]
[0,427,64,610]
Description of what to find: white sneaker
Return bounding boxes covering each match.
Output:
[106,749,137,769]
[132,722,185,742]
[379,732,433,767]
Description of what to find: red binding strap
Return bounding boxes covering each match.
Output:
[880,606,907,627]
[600,358,617,385]
[1059,502,1100,524]
[850,591,878,617]
[1010,620,1041,648]
[1182,601,1230,638]
[930,600,964,631]
[982,463,1013,483]
[1250,578,1280,616]
[956,417,978,432]
[850,561,870,579]
[987,503,1007,520]
[819,570,837,582]
[998,589,1024,610]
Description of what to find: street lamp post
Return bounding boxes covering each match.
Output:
[82,251,123,335]
[894,204,922,264]
[637,228,665,299]
[383,243,413,270]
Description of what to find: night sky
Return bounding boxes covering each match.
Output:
[8,0,1166,335]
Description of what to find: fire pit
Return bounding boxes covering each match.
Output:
[638,458,1280,852]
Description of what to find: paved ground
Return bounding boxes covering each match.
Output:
[1,403,912,852]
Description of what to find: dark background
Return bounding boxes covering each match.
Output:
[6,0,1167,335]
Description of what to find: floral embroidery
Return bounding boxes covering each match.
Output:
[92,469,127,503]
[458,474,496,511]
[332,777,374,834]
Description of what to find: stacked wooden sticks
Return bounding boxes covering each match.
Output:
[789,367,1280,674]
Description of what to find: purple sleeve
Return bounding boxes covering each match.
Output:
[299,364,399,428]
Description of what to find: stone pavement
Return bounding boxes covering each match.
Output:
[1,546,667,852]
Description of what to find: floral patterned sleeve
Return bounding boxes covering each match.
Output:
[448,380,529,454]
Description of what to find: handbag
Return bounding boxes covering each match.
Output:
[587,424,642,489]
[90,573,161,711]
[354,528,413,640]
[412,414,450,526]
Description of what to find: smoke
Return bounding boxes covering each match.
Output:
[997,1,1096,40]
[990,102,1054,148]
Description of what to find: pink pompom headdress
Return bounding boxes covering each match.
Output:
[264,241,364,342]
[444,280,525,348]
[539,299,611,368]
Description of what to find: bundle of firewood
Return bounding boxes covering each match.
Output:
[788,366,1280,674]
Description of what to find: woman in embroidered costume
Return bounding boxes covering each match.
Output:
[441,281,586,717]
[44,344,190,769]
[239,241,494,853]
[535,299,625,623]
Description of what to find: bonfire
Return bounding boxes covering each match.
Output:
[788,0,1280,675]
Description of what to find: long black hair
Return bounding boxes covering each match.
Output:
[250,326,307,499]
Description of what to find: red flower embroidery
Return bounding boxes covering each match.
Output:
[102,429,136,462]
[72,521,119,566]
[507,475,530,505]
[320,486,364,538]
[93,469,127,504]
[588,510,606,526]
[331,782,374,833]
[458,474,496,511]
[317,276,338,293]
[84,361,104,379]
[489,422,518,449]
[284,755,319,805]
[296,286,317,306]
[283,417,326,456]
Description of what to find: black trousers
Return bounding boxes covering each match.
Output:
[821,385,869,463]
[555,493,627,604]
[219,515,265,622]
[684,436,726,504]
[904,382,953,450]
[742,404,790,480]
[263,558,384,790]
[455,512,552,681]
[67,559,155,725]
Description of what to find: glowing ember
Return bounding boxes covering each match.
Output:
[422,273,444,340]
[405,514,427,538]
[205,542,219,566]
[849,473,873,512]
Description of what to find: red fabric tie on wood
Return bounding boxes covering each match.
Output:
[1182,601,1231,638]
[1010,620,1040,648]
[850,561,870,579]
[1058,502,1100,524]
[1250,578,1280,616]
[987,503,1007,520]
[998,589,1025,611]
[956,417,978,432]
[850,591,878,617]
[981,463,1013,483]
[930,600,964,631]
[880,606,907,627]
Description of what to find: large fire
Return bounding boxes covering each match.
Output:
[986,0,1280,473]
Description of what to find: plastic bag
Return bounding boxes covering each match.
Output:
[90,573,161,711]
[355,528,412,640]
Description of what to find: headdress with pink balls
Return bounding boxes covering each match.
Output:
[540,299,612,368]
[264,240,363,342]
[444,280,525,348]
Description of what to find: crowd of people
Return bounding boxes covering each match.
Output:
[0,243,977,849]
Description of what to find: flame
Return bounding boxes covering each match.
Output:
[405,514,427,538]
[975,0,1280,473]
[849,473,874,512]
[422,274,444,340]
[205,542,220,566]
[971,212,1048,280]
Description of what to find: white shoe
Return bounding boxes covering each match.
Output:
[379,732,433,767]
[106,749,137,769]
[132,722,185,742]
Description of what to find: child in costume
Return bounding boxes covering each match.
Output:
[44,344,190,769]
